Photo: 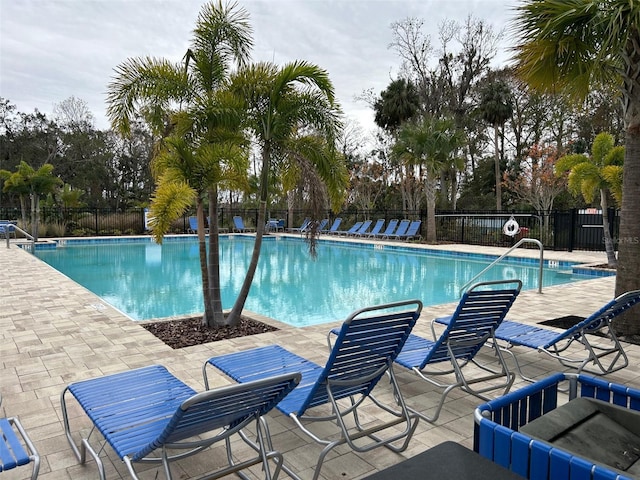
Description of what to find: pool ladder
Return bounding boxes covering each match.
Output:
[460,238,544,295]
[3,224,35,249]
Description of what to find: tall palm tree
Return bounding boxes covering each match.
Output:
[225,60,346,325]
[556,132,624,268]
[374,78,420,132]
[393,116,464,243]
[477,79,514,211]
[106,0,253,328]
[512,0,640,336]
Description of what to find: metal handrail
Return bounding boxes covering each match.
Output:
[3,223,35,248]
[460,238,544,295]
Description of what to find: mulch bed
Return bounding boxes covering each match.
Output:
[142,316,278,349]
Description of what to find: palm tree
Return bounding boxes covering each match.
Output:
[512,0,640,336]
[0,161,61,240]
[477,79,513,211]
[374,78,420,132]
[106,0,253,328]
[556,132,624,267]
[393,116,464,243]
[225,60,347,325]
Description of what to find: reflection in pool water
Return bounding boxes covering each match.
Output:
[34,236,591,326]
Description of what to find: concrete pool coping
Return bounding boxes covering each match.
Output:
[2,237,639,479]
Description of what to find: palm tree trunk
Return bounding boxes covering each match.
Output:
[196,200,215,327]
[425,175,437,243]
[494,125,502,211]
[206,188,226,328]
[614,31,640,337]
[226,144,271,326]
[599,190,617,268]
[614,114,640,335]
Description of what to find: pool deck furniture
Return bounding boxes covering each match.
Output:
[0,395,40,479]
[475,372,640,480]
[287,217,311,233]
[491,290,640,379]
[335,220,363,236]
[322,217,342,234]
[393,280,521,423]
[373,219,398,239]
[395,220,422,241]
[349,219,373,236]
[0,220,16,239]
[204,300,423,480]
[362,219,385,238]
[61,365,300,480]
[232,215,256,233]
[361,441,522,480]
[382,219,410,239]
[266,218,284,232]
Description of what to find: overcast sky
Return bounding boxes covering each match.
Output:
[1,0,517,135]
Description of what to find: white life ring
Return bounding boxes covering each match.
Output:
[503,219,520,237]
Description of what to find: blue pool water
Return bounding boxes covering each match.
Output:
[33,236,604,326]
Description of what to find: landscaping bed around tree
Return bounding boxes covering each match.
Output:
[142,316,278,349]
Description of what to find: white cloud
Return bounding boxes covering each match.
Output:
[0,0,514,134]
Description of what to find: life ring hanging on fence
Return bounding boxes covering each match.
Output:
[503,217,520,237]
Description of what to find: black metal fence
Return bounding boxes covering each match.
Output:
[0,205,618,252]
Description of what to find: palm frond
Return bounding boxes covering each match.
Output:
[148,178,196,242]
[106,57,190,135]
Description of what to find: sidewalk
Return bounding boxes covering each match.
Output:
[1,240,638,479]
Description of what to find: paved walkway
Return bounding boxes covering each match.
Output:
[1,237,638,479]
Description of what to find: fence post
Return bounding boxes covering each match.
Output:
[568,208,576,252]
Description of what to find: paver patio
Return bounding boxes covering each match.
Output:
[1,237,638,479]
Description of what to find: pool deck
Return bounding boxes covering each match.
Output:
[2,235,639,479]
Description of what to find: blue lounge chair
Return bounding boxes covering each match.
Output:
[61,365,300,480]
[0,396,40,479]
[288,217,310,233]
[374,219,398,239]
[0,221,16,239]
[312,218,329,233]
[394,280,521,423]
[323,217,342,234]
[336,221,363,236]
[204,300,423,480]
[232,215,255,233]
[187,216,208,234]
[363,218,385,238]
[395,220,422,241]
[488,289,640,379]
[382,219,410,239]
[349,219,372,236]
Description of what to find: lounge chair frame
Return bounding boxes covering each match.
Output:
[395,280,522,423]
[373,219,398,239]
[232,215,256,233]
[493,289,640,380]
[382,219,409,239]
[323,217,342,234]
[350,219,373,236]
[61,365,300,480]
[287,217,311,233]
[0,396,40,480]
[204,300,423,480]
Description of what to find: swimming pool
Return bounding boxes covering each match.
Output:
[33,236,606,326]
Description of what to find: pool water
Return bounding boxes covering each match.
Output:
[33,236,598,326]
